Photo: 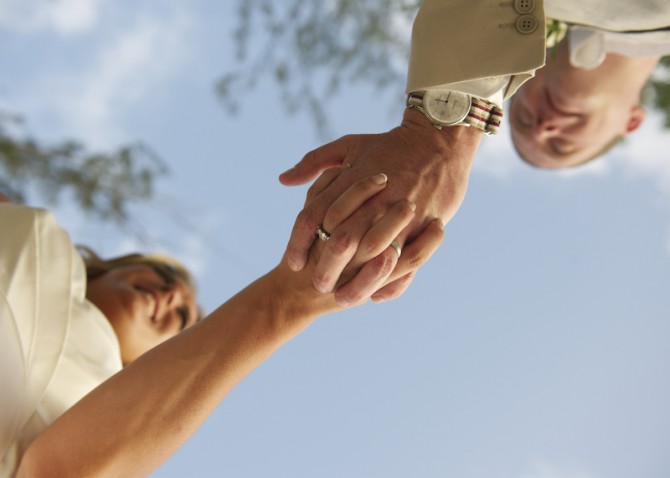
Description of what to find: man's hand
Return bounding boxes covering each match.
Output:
[280,108,483,305]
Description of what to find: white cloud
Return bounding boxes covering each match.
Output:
[612,113,670,194]
[19,10,194,147]
[474,110,670,254]
[476,109,670,193]
[474,126,524,179]
[0,0,104,34]
[476,109,670,187]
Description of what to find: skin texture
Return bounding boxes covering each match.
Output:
[509,38,660,169]
[280,108,482,305]
[86,264,200,364]
[16,175,444,478]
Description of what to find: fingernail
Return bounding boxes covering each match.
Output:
[371,294,386,303]
[409,201,417,212]
[372,173,388,185]
[280,166,295,176]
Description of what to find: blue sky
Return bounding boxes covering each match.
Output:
[1,1,669,477]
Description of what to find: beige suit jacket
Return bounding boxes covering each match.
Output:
[407,0,670,99]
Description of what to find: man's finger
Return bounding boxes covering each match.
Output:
[371,272,416,303]
[333,247,398,306]
[391,219,444,281]
[305,167,346,205]
[371,219,444,303]
[279,135,357,186]
[315,198,414,294]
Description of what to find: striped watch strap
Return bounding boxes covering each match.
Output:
[464,97,503,135]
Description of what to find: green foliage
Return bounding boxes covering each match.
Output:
[0,112,167,223]
[220,1,670,134]
[646,56,670,128]
[217,0,421,137]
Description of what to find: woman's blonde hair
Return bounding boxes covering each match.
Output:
[77,245,198,296]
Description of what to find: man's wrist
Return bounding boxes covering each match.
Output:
[399,107,483,180]
[402,107,483,152]
[406,90,503,135]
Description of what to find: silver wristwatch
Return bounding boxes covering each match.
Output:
[406,90,503,135]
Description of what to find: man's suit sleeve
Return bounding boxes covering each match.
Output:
[406,0,547,101]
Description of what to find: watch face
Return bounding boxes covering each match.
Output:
[424,90,471,125]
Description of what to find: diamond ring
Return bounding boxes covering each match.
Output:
[316,225,331,242]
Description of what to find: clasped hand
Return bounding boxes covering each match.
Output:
[280,109,482,306]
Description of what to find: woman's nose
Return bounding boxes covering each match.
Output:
[160,283,179,307]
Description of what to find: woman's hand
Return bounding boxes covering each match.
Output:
[280,113,480,306]
[280,171,444,308]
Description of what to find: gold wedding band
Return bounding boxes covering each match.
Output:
[390,240,402,258]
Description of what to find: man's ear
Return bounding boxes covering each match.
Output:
[626,105,647,134]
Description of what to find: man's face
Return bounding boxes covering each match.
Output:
[509,40,643,169]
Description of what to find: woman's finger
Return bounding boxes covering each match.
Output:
[321,173,388,232]
[311,174,390,293]
[330,199,417,304]
[351,199,416,264]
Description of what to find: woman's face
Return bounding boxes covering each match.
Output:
[86,263,199,364]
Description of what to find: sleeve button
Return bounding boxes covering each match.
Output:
[515,15,538,34]
[514,0,535,14]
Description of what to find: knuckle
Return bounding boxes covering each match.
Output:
[370,250,395,278]
[404,250,426,271]
[313,272,332,290]
[296,207,318,231]
[302,148,317,164]
[328,231,354,255]
[361,236,385,257]
[405,243,437,270]
[397,200,416,220]
[306,182,320,200]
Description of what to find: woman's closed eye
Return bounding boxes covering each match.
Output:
[177,307,190,330]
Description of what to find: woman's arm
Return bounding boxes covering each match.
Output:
[17,174,442,478]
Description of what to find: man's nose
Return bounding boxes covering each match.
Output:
[533,109,577,139]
